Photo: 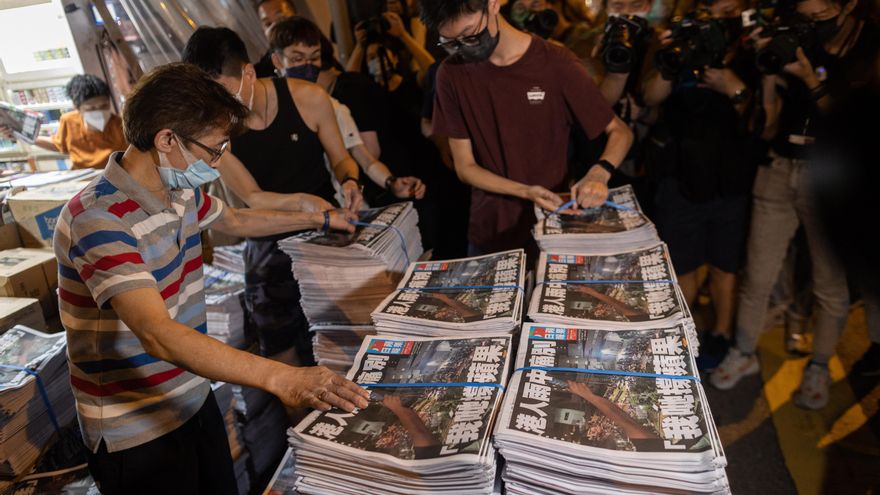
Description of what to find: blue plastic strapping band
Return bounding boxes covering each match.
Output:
[513,366,700,383]
[398,284,525,293]
[350,221,411,265]
[552,199,640,215]
[361,382,505,390]
[536,279,675,286]
[0,364,61,432]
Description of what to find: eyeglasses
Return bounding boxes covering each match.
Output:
[436,9,489,54]
[178,134,229,163]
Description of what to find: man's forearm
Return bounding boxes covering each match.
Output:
[599,72,629,104]
[597,120,633,170]
[241,191,313,212]
[33,136,59,152]
[216,207,319,237]
[455,161,530,200]
[332,157,360,183]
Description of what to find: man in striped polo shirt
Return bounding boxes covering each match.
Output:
[54,63,369,495]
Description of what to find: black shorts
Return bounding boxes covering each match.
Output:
[244,237,314,362]
[87,391,236,495]
[654,178,750,275]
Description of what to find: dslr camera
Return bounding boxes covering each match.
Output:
[522,9,560,39]
[361,15,391,44]
[755,14,815,74]
[655,11,730,79]
[601,15,650,74]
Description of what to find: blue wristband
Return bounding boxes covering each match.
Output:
[322,211,330,232]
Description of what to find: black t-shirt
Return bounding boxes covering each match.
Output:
[651,46,760,202]
[331,71,387,133]
[773,21,880,159]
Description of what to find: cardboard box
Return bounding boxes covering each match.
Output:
[0,248,58,320]
[0,223,22,251]
[0,297,46,334]
[7,179,92,248]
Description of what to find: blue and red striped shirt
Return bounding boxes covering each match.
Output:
[54,153,224,453]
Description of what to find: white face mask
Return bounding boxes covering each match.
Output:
[234,70,255,111]
[367,58,383,81]
[83,110,111,132]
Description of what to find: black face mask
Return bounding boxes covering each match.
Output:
[720,16,744,43]
[456,15,501,63]
[814,16,841,44]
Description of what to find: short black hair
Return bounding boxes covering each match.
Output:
[181,26,249,78]
[269,16,322,52]
[122,63,248,151]
[257,0,294,8]
[420,0,488,31]
[65,74,111,108]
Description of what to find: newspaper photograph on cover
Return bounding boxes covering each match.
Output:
[294,202,409,249]
[501,324,712,455]
[0,326,66,390]
[530,245,682,324]
[293,334,512,464]
[374,250,525,324]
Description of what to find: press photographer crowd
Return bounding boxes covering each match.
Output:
[0,0,878,493]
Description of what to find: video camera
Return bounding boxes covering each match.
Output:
[361,15,391,45]
[655,11,729,79]
[755,14,816,74]
[601,15,650,74]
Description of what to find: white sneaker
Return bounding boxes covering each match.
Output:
[709,348,759,390]
[793,363,830,410]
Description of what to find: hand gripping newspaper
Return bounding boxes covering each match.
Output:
[533,185,659,253]
[371,250,527,337]
[278,202,423,325]
[494,323,730,495]
[289,334,512,495]
[528,243,699,354]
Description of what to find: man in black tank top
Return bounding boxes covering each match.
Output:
[183,27,363,367]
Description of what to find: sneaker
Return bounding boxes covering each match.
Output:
[709,347,759,390]
[851,343,880,377]
[793,362,831,410]
[696,333,731,371]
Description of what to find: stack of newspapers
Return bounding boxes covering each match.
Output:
[0,326,76,477]
[310,324,376,374]
[527,244,696,349]
[495,323,730,495]
[204,265,248,349]
[289,334,512,495]
[279,202,423,325]
[371,250,527,337]
[533,185,659,253]
[213,242,246,274]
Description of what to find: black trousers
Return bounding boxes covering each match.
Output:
[87,391,237,495]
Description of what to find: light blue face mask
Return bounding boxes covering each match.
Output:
[157,135,221,190]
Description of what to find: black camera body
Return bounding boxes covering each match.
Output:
[523,9,560,39]
[755,15,815,74]
[655,12,730,79]
[601,15,650,74]
[362,16,391,44]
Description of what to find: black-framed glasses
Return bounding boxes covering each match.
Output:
[178,134,229,163]
[436,9,489,54]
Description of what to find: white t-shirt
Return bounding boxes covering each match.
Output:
[325,97,367,207]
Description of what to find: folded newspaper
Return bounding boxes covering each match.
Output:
[371,250,526,336]
[212,242,246,274]
[495,323,729,494]
[533,185,659,253]
[289,334,512,495]
[310,324,376,374]
[279,202,423,325]
[204,265,248,349]
[527,244,697,348]
[0,326,75,477]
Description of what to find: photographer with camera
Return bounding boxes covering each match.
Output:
[641,0,760,368]
[711,0,880,408]
[347,11,437,87]
[506,0,595,59]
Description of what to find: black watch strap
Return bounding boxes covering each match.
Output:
[384,175,397,190]
[594,159,616,175]
[341,176,360,186]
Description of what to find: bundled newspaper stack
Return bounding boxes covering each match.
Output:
[0,326,76,477]
[212,242,246,274]
[495,323,730,494]
[290,334,512,495]
[528,244,697,348]
[279,202,423,325]
[204,265,248,349]
[533,185,659,253]
[372,250,527,337]
[310,324,376,374]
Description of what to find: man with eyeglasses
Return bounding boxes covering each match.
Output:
[54,63,368,494]
[421,0,633,260]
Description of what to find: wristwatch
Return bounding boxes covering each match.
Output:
[384,175,397,191]
[593,159,616,175]
[731,87,750,104]
[341,176,360,187]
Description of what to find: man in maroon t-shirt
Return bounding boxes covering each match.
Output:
[422,0,632,259]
